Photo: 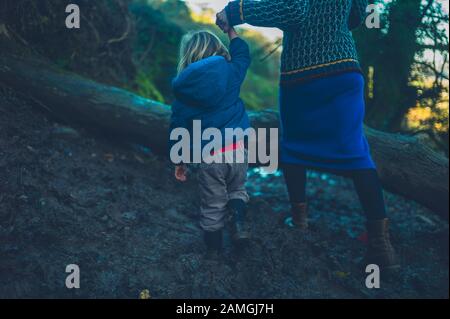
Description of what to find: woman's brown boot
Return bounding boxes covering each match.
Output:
[365,218,400,270]
[291,202,308,230]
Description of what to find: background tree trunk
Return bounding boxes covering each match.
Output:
[0,54,448,220]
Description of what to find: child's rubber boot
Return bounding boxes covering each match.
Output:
[228,199,251,242]
[204,230,223,260]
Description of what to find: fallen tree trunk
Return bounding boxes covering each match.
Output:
[250,110,449,220]
[0,54,448,220]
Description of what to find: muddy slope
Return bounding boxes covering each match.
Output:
[0,87,448,299]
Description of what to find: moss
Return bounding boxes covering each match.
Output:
[134,70,165,103]
[241,71,278,110]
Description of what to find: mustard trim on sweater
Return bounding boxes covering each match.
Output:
[281,59,358,75]
[239,0,244,22]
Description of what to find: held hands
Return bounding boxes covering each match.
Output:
[216,9,238,39]
[175,165,187,182]
[216,9,230,33]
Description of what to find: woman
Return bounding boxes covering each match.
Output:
[216,0,400,270]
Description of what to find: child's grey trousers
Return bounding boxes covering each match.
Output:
[197,149,249,232]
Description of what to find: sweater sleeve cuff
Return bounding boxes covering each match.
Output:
[226,1,244,26]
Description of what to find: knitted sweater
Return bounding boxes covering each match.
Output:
[225,0,368,84]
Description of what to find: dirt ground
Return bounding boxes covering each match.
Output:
[0,86,448,299]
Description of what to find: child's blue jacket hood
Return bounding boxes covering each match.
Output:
[169,38,251,160]
[172,56,229,108]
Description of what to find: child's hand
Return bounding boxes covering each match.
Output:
[175,165,187,182]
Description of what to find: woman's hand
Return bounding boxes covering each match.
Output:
[216,9,230,33]
[175,165,187,182]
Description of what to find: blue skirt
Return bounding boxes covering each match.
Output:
[279,72,375,170]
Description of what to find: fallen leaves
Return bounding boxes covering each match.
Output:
[139,289,151,299]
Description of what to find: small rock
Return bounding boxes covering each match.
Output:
[165,208,179,218]
[26,145,37,153]
[52,126,80,139]
[122,211,137,222]
[107,220,115,229]
[30,217,40,224]
[38,198,46,207]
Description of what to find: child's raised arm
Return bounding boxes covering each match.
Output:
[228,28,251,83]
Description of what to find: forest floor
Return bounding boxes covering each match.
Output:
[0,86,448,299]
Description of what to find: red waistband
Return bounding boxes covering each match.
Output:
[211,140,244,156]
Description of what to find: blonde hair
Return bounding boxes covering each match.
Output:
[177,30,231,74]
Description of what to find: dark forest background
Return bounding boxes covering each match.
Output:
[0,0,448,154]
[0,0,448,299]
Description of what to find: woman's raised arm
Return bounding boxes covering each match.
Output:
[225,0,310,30]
